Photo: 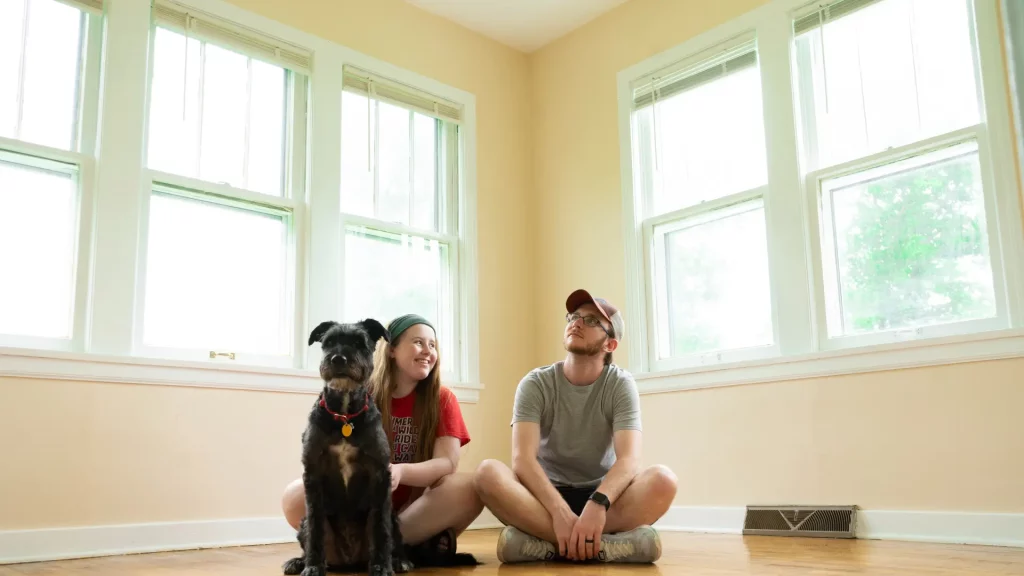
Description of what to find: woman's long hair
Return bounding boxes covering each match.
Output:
[368,335,441,463]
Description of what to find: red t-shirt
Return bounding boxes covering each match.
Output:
[390,386,470,511]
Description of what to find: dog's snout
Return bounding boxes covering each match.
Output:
[330,353,347,367]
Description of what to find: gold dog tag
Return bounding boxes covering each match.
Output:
[342,423,354,437]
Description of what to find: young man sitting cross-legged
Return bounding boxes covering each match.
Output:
[474,289,678,563]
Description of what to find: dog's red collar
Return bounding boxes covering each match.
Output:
[318,392,371,424]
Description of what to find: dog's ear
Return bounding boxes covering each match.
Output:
[308,321,338,346]
[358,318,389,345]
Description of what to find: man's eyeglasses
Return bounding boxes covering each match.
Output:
[566,312,611,336]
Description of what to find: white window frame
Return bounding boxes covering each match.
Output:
[133,9,309,368]
[0,0,481,399]
[630,35,780,373]
[337,69,466,384]
[0,0,103,352]
[617,0,1024,390]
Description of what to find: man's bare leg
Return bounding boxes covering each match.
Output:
[474,460,678,564]
[281,474,484,549]
[605,465,678,533]
[472,459,558,542]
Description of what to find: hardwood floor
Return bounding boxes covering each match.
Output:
[2,529,1023,575]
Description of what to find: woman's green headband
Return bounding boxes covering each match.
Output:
[387,314,435,342]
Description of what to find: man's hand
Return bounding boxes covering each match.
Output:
[389,463,404,493]
[569,501,606,561]
[551,505,579,559]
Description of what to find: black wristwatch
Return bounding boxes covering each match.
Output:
[588,491,611,510]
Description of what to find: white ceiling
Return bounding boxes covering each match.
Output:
[405,0,631,53]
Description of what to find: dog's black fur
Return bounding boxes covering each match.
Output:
[283,319,409,576]
[284,319,480,576]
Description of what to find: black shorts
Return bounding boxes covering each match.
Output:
[556,485,594,516]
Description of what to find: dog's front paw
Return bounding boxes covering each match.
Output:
[392,557,414,573]
[282,557,304,575]
[299,565,325,576]
[369,563,394,576]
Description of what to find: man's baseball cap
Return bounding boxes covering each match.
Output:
[565,288,625,342]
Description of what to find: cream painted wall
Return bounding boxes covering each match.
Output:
[0,0,532,530]
[529,0,1024,512]
[0,378,489,529]
[3,0,1022,535]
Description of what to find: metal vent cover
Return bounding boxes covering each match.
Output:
[743,505,857,538]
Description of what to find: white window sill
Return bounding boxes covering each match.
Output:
[633,328,1024,394]
[0,347,484,403]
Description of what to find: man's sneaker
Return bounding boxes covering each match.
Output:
[495,526,558,563]
[597,525,662,563]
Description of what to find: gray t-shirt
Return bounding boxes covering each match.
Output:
[511,362,642,489]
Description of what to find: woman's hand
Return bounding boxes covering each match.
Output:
[389,463,404,493]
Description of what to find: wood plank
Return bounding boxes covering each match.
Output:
[2,529,1024,575]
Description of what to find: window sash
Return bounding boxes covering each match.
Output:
[641,186,778,370]
[0,151,81,344]
[134,181,296,366]
[340,221,459,377]
[146,25,304,199]
[804,124,1011,350]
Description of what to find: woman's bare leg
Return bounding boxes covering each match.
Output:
[280,473,483,545]
[398,472,484,545]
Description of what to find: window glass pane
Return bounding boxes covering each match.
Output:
[340,90,374,218]
[142,193,289,355]
[412,114,437,231]
[822,141,996,336]
[343,227,452,355]
[147,28,201,177]
[638,60,767,216]
[148,27,287,196]
[653,200,773,358]
[246,60,286,196]
[0,0,26,138]
[0,0,82,150]
[0,159,76,339]
[199,43,248,188]
[795,0,980,168]
[377,101,411,224]
[340,92,440,232]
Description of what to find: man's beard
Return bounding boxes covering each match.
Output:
[565,335,606,357]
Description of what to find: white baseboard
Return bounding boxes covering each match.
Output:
[653,506,1024,548]
[4,507,1021,564]
[857,510,1024,547]
[653,506,747,534]
[0,517,295,565]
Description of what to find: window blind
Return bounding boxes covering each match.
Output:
[152,0,312,74]
[343,66,462,124]
[57,0,102,14]
[793,0,884,36]
[632,48,758,110]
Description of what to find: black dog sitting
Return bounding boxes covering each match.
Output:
[283,319,411,576]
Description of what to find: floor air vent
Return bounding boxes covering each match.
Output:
[743,505,857,538]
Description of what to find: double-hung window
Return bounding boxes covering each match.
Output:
[622,0,1022,378]
[794,0,1013,348]
[0,0,101,348]
[340,67,463,378]
[629,38,776,371]
[139,2,309,366]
